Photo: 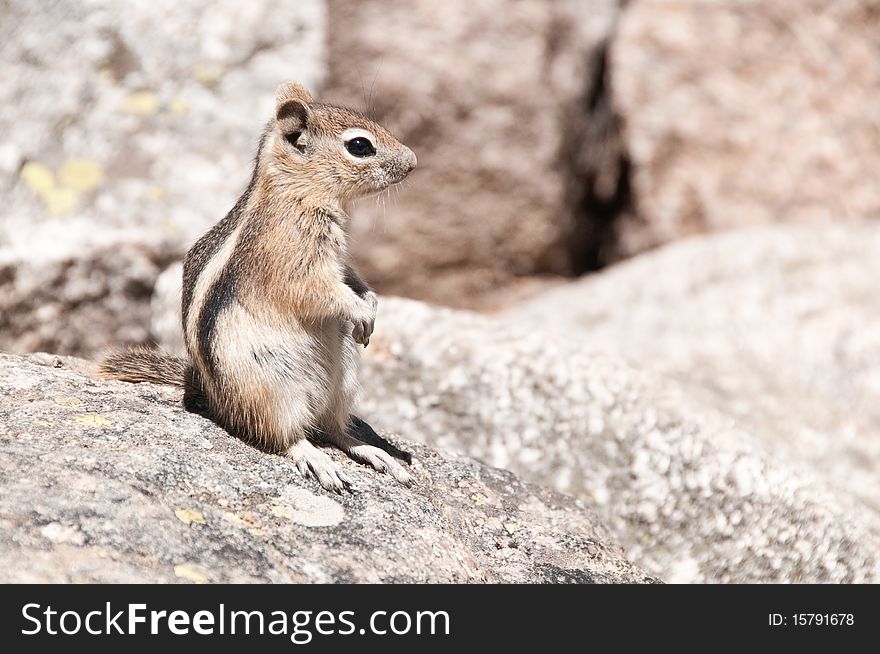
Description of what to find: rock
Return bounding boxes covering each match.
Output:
[0,235,177,357]
[0,0,325,357]
[150,261,186,355]
[147,225,880,582]
[323,0,619,307]
[608,0,880,256]
[0,351,654,583]
[503,224,880,512]
[349,297,880,583]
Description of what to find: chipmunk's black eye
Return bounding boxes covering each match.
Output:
[345,137,376,158]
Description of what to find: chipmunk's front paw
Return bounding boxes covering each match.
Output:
[351,291,378,347]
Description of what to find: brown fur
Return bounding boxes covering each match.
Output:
[98,345,189,386]
[99,82,417,491]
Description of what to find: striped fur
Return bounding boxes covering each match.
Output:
[100,81,417,491]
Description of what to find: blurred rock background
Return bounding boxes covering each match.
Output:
[2,0,879,583]
[1,0,325,354]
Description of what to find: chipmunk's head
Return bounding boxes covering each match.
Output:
[266,81,417,204]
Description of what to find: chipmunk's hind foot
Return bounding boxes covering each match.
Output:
[287,438,354,494]
[323,430,414,486]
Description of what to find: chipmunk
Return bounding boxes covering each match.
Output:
[100,81,416,492]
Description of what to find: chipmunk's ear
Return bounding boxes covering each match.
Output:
[276,81,314,105]
[275,82,313,144]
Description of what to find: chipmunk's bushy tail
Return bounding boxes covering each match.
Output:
[98,345,190,386]
[99,346,209,414]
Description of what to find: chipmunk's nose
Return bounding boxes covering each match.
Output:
[403,147,417,173]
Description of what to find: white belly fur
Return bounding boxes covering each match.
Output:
[204,301,358,451]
